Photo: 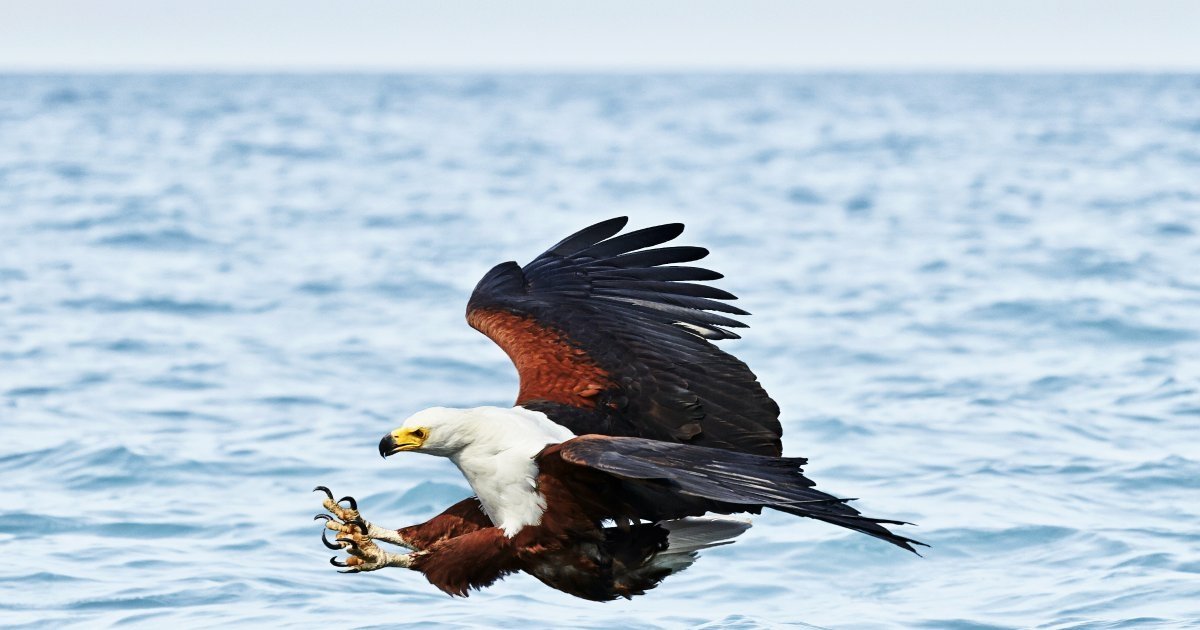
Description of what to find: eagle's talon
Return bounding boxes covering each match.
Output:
[313,484,414,565]
[316,488,360,521]
[329,544,409,573]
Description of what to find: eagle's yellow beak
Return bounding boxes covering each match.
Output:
[379,427,428,458]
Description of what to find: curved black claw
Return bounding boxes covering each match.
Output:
[337,568,358,574]
[338,495,358,510]
[330,556,349,568]
[336,537,360,552]
[313,513,333,523]
[313,486,334,501]
[352,517,369,535]
[321,529,342,550]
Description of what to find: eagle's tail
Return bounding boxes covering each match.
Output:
[773,502,927,554]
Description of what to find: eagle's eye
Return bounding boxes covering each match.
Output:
[411,428,427,439]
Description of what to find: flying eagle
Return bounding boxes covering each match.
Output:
[315,217,923,600]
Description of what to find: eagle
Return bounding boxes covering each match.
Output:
[314,217,923,601]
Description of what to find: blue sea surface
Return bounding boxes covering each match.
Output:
[1,74,1198,628]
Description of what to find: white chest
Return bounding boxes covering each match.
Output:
[450,447,547,537]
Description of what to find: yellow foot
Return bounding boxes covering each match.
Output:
[313,486,415,572]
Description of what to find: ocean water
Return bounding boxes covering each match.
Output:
[1,74,1198,629]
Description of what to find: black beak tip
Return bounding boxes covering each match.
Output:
[378,434,395,459]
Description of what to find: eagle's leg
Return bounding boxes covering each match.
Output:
[313,488,495,574]
[313,486,413,552]
[329,535,422,573]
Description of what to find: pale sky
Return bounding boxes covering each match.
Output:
[2,0,1199,72]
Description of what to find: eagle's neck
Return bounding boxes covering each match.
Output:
[445,406,574,537]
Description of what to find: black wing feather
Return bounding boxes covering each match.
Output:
[590,266,724,282]
[544,216,629,257]
[558,435,926,553]
[594,279,738,301]
[595,298,748,331]
[592,288,750,316]
[467,217,782,455]
[574,223,685,260]
[598,246,711,269]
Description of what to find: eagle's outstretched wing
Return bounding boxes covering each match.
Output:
[466,217,782,456]
[551,434,925,553]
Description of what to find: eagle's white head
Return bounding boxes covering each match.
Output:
[378,406,576,536]
[379,406,575,459]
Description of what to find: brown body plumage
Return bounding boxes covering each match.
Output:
[394,480,680,600]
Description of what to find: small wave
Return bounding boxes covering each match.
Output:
[73,338,192,354]
[1078,318,1196,345]
[1026,375,1076,395]
[0,571,96,585]
[37,85,109,107]
[1115,377,1196,405]
[92,522,206,539]
[60,297,239,316]
[68,583,248,611]
[5,444,229,491]
[4,385,60,397]
[916,619,1012,630]
[294,280,342,295]
[0,512,85,536]
[844,193,874,213]
[4,373,109,397]
[809,132,935,159]
[694,613,812,629]
[363,210,463,228]
[0,268,27,281]
[140,377,219,391]
[932,525,1077,555]
[785,186,826,205]
[217,140,341,162]
[51,162,88,180]
[407,356,498,380]
[802,416,874,438]
[1087,190,1199,212]
[92,228,213,250]
[255,395,345,408]
[367,481,473,516]
[1109,456,1200,491]
[597,177,673,199]
[36,210,151,232]
[972,299,1196,345]
[372,278,459,300]
[1155,222,1194,236]
[137,409,230,424]
[41,87,84,105]
[1024,247,1143,280]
